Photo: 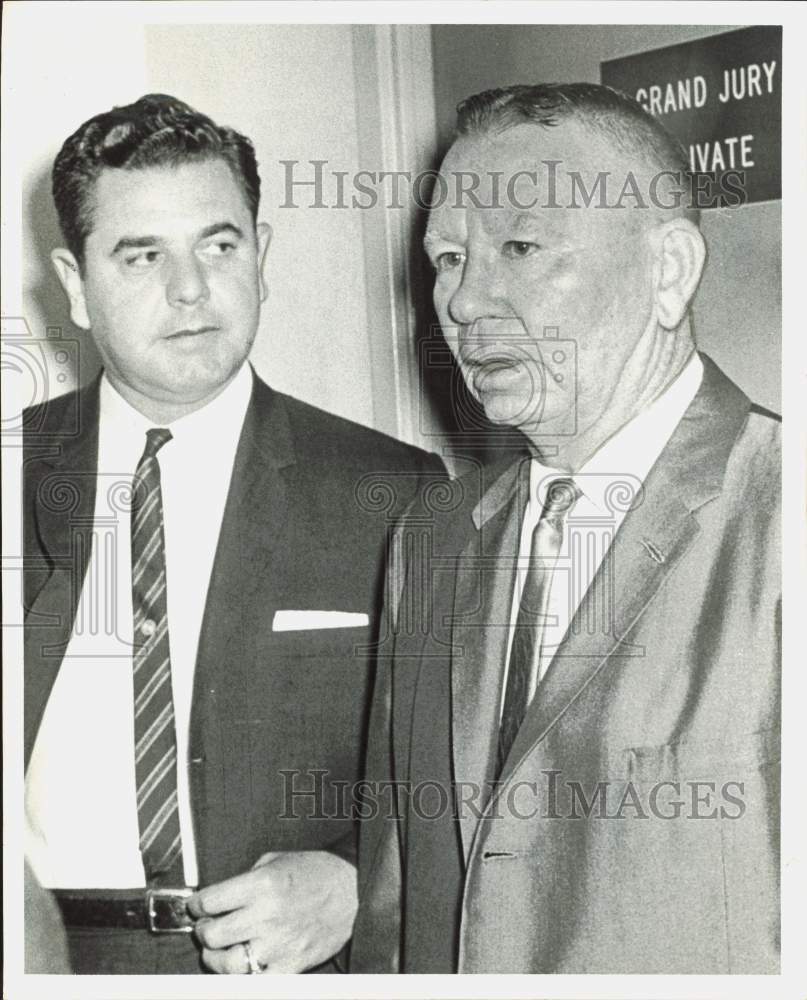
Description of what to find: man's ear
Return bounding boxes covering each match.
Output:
[652,219,707,330]
[50,248,91,330]
[255,223,273,303]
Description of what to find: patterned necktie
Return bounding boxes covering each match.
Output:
[498,477,579,774]
[131,427,183,880]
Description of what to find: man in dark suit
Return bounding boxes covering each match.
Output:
[351,84,780,973]
[23,93,442,975]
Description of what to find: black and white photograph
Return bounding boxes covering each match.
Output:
[2,3,804,998]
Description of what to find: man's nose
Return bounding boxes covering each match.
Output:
[165,254,210,307]
[446,256,504,326]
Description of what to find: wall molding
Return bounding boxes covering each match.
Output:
[351,24,438,445]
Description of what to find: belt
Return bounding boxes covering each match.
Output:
[53,887,195,934]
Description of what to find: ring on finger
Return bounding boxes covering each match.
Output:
[242,940,266,975]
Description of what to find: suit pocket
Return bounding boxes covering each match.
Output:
[617,727,780,973]
[621,728,780,783]
[262,624,372,659]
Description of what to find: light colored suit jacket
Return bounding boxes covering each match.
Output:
[352,354,780,974]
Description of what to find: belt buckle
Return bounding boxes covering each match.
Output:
[145,887,194,934]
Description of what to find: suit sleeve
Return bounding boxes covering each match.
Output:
[332,453,448,970]
[348,491,427,972]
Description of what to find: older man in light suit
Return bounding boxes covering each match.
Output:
[351,83,780,974]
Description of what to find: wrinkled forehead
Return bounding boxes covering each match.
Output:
[426,121,650,241]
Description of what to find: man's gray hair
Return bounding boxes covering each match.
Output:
[456,83,697,219]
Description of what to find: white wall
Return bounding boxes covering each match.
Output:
[145,23,375,428]
[6,7,149,389]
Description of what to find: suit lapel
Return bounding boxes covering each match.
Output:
[24,381,101,765]
[189,375,296,879]
[490,355,753,787]
[29,382,100,596]
[450,457,530,860]
[497,483,697,783]
[193,373,295,696]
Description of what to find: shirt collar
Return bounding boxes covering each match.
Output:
[475,352,704,527]
[99,374,153,461]
[99,363,253,459]
[161,363,253,449]
[568,351,703,513]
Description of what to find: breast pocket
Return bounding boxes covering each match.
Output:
[244,623,377,845]
[254,623,375,732]
[621,728,780,783]
[614,728,780,973]
[263,624,373,660]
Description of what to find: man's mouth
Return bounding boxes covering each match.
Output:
[166,324,219,340]
[461,347,556,400]
[471,357,519,373]
[462,350,520,370]
[465,356,523,395]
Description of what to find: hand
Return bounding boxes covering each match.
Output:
[187,850,357,974]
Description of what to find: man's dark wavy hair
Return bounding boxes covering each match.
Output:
[52,94,261,266]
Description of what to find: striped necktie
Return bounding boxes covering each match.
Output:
[498,477,579,774]
[131,427,183,880]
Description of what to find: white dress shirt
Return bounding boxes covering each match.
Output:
[503,353,704,710]
[25,365,252,888]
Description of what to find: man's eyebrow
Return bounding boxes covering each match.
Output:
[110,222,245,256]
[198,222,245,241]
[111,235,164,255]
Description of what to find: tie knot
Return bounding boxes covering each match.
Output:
[144,427,172,459]
[542,477,579,519]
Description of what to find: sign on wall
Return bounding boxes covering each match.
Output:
[601,26,781,205]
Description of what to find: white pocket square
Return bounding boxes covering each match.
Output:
[272,610,369,632]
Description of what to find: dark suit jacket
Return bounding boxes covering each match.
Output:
[351,354,781,974]
[23,369,444,887]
